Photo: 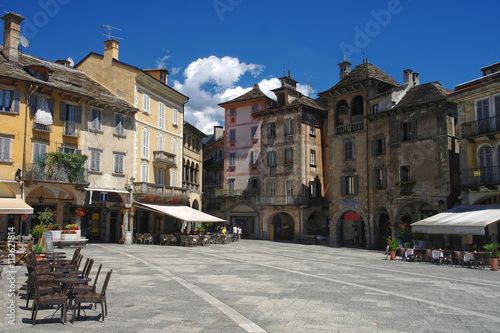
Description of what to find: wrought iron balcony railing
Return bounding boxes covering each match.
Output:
[64,120,80,137]
[460,166,500,187]
[25,163,88,184]
[461,116,500,138]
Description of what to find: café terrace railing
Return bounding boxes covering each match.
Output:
[461,116,500,138]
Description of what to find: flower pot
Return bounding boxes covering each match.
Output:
[61,233,78,241]
[36,254,44,261]
[390,251,396,260]
[50,230,62,241]
[490,258,498,271]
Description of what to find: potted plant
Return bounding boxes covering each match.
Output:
[33,244,46,260]
[37,207,55,225]
[63,223,81,240]
[483,243,500,271]
[30,224,49,241]
[47,223,62,241]
[387,237,400,260]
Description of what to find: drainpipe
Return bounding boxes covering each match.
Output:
[365,105,371,249]
[22,84,38,199]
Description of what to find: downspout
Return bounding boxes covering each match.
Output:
[365,106,371,249]
[22,84,38,199]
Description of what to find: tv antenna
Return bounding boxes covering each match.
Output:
[304,74,313,96]
[101,24,123,40]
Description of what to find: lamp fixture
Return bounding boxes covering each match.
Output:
[38,186,45,204]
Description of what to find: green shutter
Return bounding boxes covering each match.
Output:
[354,175,359,195]
[12,90,21,113]
[59,102,67,121]
[340,176,346,195]
[410,119,417,141]
[30,94,38,114]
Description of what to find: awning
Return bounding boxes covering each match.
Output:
[135,202,226,223]
[0,198,34,215]
[411,205,500,235]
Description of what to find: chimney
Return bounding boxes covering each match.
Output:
[213,126,224,141]
[55,59,71,67]
[2,12,25,65]
[338,56,352,81]
[104,39,119,65]
[403,69,413,85]
[412,72,420,86]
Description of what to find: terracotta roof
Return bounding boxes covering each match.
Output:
[392,82,450,110]
[219,84,273,105]
[0,51,137,112]
[320,62,399,95]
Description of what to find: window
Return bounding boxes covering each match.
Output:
[399,120,417,142]
[172,138,178,156]
[345,141,354,160]
[158,102,165,129]
[228,178,235,190]
[229,153,235,166]
[90,108,102,131]
[372,137,386,156]
[229,129,236,142]
[114,153,124,174]
[143,94,150,113]
[141,162,149,182]
[0,89,20,113]
[172,108,178,126]
[141,128,150,159]
[114,114,124,135]
[33,143,47,162]
[269,182,276,197]
[252,104,259,112]
[156,169,164,185]
[251,126,258,140]
[250,151,258,165]
[285,149,293,165]
[341,175,358,195]
[268,121,276,137]
[284,118,293,135]
[310,150,316,166]
[0,137,11,162]
[475,98,490,120]
[310,181,317,198]
[372,104,379,114]
[230,107,236,115]
[171,169,178,187]
[90,149,102,172]
[268,151,276,167]
[400,165,411,182]
[59,102,82,136]
[157,133,165,151]
[373,167,386,189]
[310,119,316,136]
[286,181,293,196]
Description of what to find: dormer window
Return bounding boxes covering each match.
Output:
[23,64,53,82]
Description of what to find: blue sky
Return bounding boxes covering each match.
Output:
[4,0,500,133]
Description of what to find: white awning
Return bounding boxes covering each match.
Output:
[0,198,34,215]
[411,205,500,235]
[135,202,226,223]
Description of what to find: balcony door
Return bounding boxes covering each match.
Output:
[478,145,494,184]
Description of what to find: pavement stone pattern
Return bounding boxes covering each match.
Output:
[2,240,500,332]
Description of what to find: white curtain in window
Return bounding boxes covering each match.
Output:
[34,96,53,125]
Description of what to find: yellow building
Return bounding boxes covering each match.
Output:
[76,40,191,235]
[0,13,137,240]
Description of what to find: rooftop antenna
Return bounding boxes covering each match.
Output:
[101,24,124,40]
[304,74,313,97]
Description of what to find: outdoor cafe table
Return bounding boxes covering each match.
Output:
[50,262,78,271]
[49,270,83,277]
[42,252,66,257]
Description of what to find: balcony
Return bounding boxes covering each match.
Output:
[182,181,200,192]
[25,163,88,184]
[203,157,224,169]
[153,151,176,168]
[63,120,80,137]
[32,123,52,133]
[461,116,500,139]
[460,166,500,187]
[336,121,364,135]
[133,182,189,202]
[216,189,244,198]
[396,181,415,195]
[258,195,304,206]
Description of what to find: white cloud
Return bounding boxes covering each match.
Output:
[156,54,171,68]
[171,55,315,135]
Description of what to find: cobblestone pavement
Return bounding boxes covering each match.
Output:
[2,240,500,332]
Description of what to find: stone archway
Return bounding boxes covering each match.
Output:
[373,206,391,249]
[269,212,295,241]
[339,211,365,246]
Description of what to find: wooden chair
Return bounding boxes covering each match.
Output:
[159,234,168,246]
[14,241,33,266]
[135,233,144,244]
[73,263,102,295]
[142,234,153,245]
[72,269,112,323]
[166,235,177,246]
[30,271,67,325]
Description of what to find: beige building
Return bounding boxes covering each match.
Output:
[183,121,205,211]
[76,39,190,236]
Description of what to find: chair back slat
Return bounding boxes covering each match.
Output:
[101,269,113,296]
[85,259,94,278]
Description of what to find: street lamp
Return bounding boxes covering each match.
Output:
[38,186,45,204]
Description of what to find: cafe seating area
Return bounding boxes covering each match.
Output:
[18,247,113,325]
[134,232,237,246]
[396,247,493,269]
